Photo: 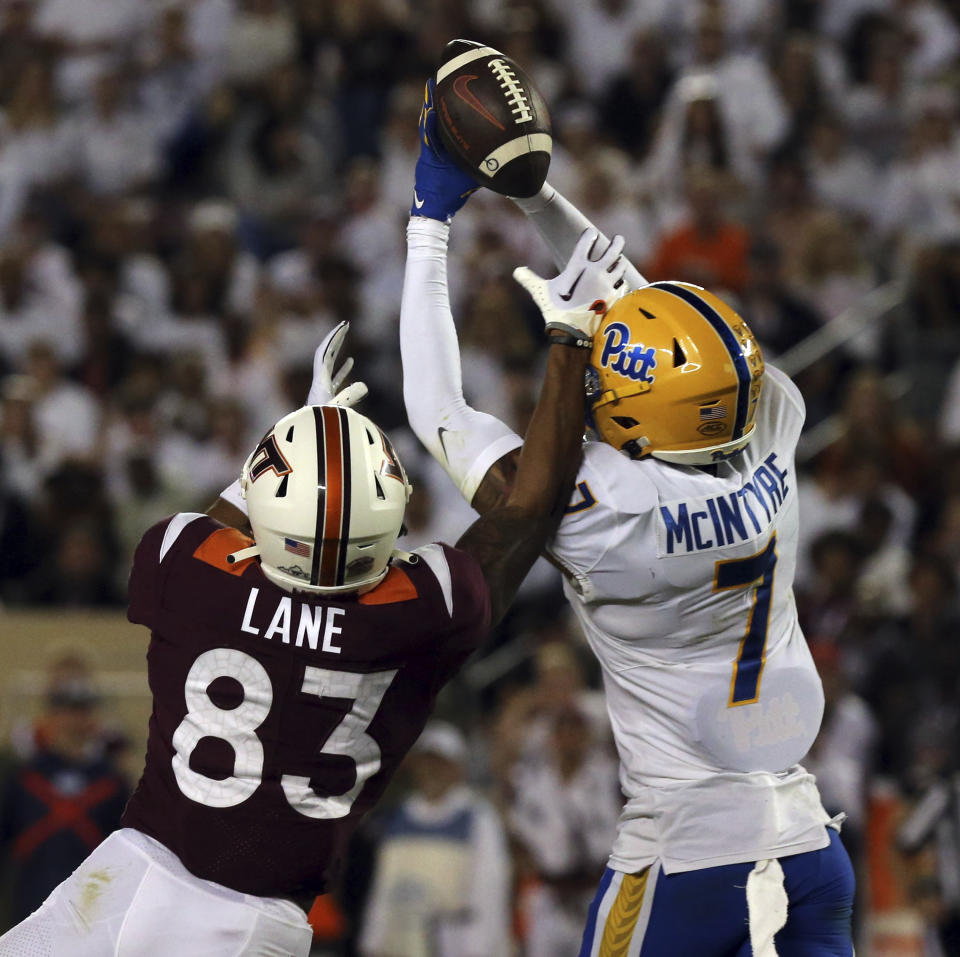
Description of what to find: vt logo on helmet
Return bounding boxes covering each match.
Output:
[587,281,765,465]
[240,405,412,594]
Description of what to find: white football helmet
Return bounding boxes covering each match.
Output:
[240,405,412,594]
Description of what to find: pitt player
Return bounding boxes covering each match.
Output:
[402,92,855,955]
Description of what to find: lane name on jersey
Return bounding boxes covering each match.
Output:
[657,452,789,556]
[240,586,345,653]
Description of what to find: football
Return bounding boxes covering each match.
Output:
[434,39,552,199]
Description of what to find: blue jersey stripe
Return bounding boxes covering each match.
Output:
[653,282,752,440]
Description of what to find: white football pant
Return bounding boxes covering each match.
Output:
[0,828,313,956]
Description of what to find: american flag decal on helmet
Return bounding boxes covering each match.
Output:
[284,538,310,557]
[700,405,727,419]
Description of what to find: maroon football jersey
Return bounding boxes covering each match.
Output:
[122,513,489,900]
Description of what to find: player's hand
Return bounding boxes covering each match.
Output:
[308,321,368,408]
[411,78,479,224]
[513,228,628,340]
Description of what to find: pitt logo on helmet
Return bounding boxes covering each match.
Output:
[587,282,765,466]
[598,322,657,384]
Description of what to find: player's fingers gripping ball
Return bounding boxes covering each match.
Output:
[411,79,479,223]
[514,228,630,342]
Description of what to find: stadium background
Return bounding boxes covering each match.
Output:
[0,0,958,954]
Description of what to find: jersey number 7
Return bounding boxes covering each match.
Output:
[713,534,778,707]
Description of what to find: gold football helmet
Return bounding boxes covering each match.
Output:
[587,281,765,465]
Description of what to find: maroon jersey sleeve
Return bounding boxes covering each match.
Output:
[411,542,491,686]
[127,512,215,629]
[127,515,173,628]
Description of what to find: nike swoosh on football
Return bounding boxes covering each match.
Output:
[559,270,585,302]
[452,74,506,131]
[413,190,425,209]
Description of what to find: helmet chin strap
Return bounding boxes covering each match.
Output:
[226,544,260,564]
[390,548,418,564]
[622,436,651,459]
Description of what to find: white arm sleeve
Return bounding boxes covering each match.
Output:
[512,182,649,289]
[401,217,522,504]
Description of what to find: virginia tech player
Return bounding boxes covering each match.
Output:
[401,93,856,956]
[0,221,627,957]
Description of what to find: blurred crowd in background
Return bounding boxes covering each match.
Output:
[1,0,960,953]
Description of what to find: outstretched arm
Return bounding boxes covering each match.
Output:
[454,231,627,623]
[401,81,630,514]
[401,217,526,507]
[400,215,630,515]
[400,79,525,509]
[455,339,587,624]
[512,183,649,288]
[402,203,625,623]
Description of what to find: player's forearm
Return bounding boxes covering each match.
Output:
[456,505,554,623]
[401,217,522,502]
[456,343,585,624]
[512,182,648,289]
[400,216,466,454]
[508,341,586,516]
[205,494,248,528]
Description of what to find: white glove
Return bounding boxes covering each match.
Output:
[307,320,369,408]
[513,228,628,341]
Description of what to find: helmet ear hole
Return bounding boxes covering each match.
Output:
[613,415,639,429]
[275,475,289,498]
[374,475,386,500]
[672,338,686,367]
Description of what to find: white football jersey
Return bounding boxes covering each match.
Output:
[549,366,834,874]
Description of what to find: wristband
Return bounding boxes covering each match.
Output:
[548,331,592,349]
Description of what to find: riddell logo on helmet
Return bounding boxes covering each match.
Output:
[599,322,657,384]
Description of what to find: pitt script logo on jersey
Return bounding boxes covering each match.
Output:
[599,322,657,384]
[657,452,790,556]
